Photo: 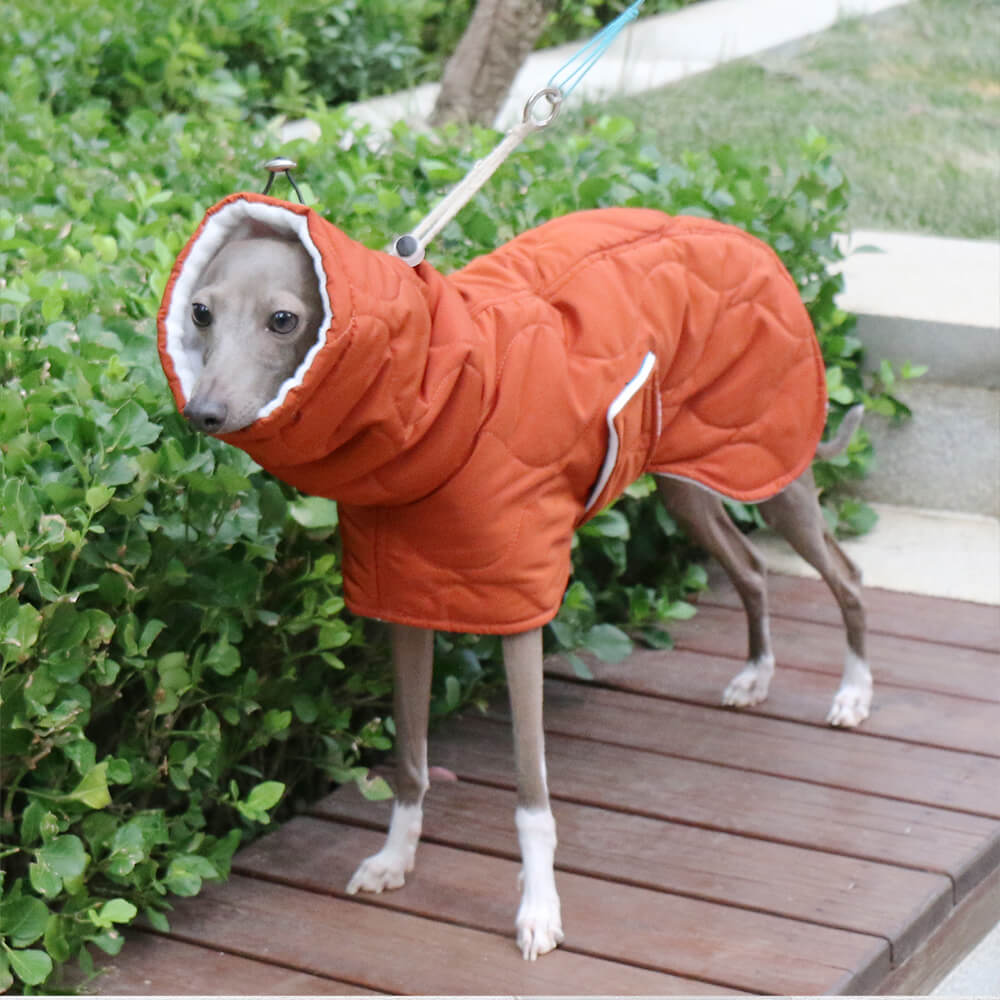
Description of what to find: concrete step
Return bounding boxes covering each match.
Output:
[854,381,999,517]
[835,230,1000,390]
[753,502,1000,605]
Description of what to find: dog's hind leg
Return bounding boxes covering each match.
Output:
[758,477,871,727]
[503,627,564,960]
[347,624,434,894]
[656,477,776,708]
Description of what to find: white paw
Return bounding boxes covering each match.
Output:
[827,683,872,728]
[828,652,872,727]
[514,806,563,960]
[345,802,421,895]
[723,655,775,708]
[346,848,411,894]
[516,893,564,961]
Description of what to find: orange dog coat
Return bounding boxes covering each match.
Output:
[159,193,826,634]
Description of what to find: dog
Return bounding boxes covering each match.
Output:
[159,193,871,961]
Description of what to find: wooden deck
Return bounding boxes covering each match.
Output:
[95,573,1000,995]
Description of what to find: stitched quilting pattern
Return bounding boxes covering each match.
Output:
[159,198,826,634]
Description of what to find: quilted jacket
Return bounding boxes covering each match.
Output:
[159,192,826,634]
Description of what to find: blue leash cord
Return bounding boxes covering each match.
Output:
[391,0,647,265]
[547,0,646,98]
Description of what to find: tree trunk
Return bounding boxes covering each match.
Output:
[431,0,557,128]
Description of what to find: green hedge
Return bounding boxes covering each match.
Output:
[0,34,919,992]
[5,0,696,123]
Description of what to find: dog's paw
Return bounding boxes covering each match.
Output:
[346,849,411,895]
[828,652,872,728]
[516,894,564,961]
[723,655,775,708]
[346,802,422,895]
[827,683,872,728]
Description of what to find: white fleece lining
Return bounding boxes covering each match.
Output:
[585,351,656,511]
[163,199,333,419]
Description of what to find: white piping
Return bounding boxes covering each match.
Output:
[585,351,656,511]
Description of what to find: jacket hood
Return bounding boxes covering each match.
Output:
[158,193,492,505]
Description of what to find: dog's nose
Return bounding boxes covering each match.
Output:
[184,399,228,434]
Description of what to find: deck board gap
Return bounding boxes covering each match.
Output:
[697,594,1000,656]
[219,862,740,992]
[406,771,967,887]
[282,817,901,955]
[547,662,1000,714]
[544,671,1000,757]
[137,926,390,995]
[473,711,1000,815]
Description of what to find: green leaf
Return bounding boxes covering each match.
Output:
[165,854,220,897]
[98,897,139,927]
[245,781,284,812]
[662,600,697,621]
[41,290,64,323]
[205,639,240,677]
[566,652,594,681]
[582,624,633,663]
[29,860,63,898]
[358,773,394,801]
[145,907,170,933]
[7,948,53,987]
[67,762,111,809]
[36,834,89,879]
[5,896,51,948]
[289,496,339,530]
[85,484,115,512]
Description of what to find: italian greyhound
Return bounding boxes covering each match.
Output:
[181,232,870,961]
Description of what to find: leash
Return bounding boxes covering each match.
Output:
[390,0,646,267]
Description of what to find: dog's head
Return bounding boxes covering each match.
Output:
[180,234,323,434]
[159,195,334,437]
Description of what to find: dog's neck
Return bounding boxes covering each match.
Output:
[220,216,495,506]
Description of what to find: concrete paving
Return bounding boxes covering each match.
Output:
[855,382,999,517]
[341,0,914,134]
[835,230,1000,389]
[755,502,1000,605]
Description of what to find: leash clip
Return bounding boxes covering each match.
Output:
[262,157,306,204]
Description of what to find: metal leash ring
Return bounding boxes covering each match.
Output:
[522,86,563,130]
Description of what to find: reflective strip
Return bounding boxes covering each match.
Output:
[585,351,656,511]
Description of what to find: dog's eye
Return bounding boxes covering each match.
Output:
[191,302,212,328]
[269,310,299,335]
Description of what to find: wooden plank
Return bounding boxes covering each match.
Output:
[670,604,1000,706]
[492,679,1000,818]
[315,780,952,966]
[702,567,1000,653]
[88,931,372,995]
[147,873,716,996]
[877,865,1000,994]
[235,814,889,995]
[547,647,1000,757]
[425,717,1000,897]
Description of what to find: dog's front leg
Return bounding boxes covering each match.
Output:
[347,624,434,895]
[503,627,564,960]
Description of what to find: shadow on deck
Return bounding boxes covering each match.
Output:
[93,573,1000,995]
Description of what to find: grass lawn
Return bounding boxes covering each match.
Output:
[590,0,999,239]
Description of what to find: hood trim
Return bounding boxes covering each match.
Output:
[162,195,334,423]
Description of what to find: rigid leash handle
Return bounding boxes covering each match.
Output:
[391,0,644,267]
